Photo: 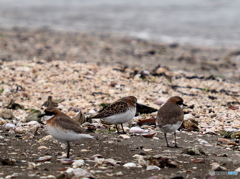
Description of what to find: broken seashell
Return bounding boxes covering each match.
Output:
[73,110,86,125]
[181,147,206,155]
[190,158,205,163]
[28,162,37,170]
[197,139,209,145]
[141,132,156,138]
[73,168,95,178]
[146,165,161,170]
[129,126,144,133]
[37,146,49,150]
[72,160,85,168]
[35,155,52,162]
[123,162,137,168]
[58,158,75,165]
[38,135,53,143]
[4,123,15,130]
[119,134,130,139]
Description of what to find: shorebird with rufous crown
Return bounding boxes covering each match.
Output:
[42,96,58,108]
[156,96,187,148]
[87,96,137,134]
[39,106,94,158]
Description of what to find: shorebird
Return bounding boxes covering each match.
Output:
[39,106,94,158]
[42,96,58,108]
[87,96,137,133]
[156,96,186,147]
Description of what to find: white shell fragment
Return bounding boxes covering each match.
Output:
[123,162,137,168]
[146,165,161,171]
[119,134,130,139]
[35,156,52,162]
[197,139,209,145]
[4,123,16,130]
[72,159,85,168]
[129,126,145,133]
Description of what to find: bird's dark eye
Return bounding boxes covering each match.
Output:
[177,101,183,105]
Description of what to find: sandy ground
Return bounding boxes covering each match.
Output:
[0,27,240,81]
[0,27,240,179]
[0,126,239,179]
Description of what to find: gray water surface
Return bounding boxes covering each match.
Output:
[0,0,240,47]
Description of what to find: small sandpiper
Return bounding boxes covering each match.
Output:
[156,96,186,147]
[39,106,94,158]
[87,96,137,133]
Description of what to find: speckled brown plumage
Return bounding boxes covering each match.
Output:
[88,96,137,133]
[91,96,137,118]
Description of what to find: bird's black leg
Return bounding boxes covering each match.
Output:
[121,123,126,134]
[67,141,70,158]
[174,132,179,148]
[164,133,170,147]
[115,124,119,133]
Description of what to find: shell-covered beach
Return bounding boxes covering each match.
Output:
[0,28,240,179]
